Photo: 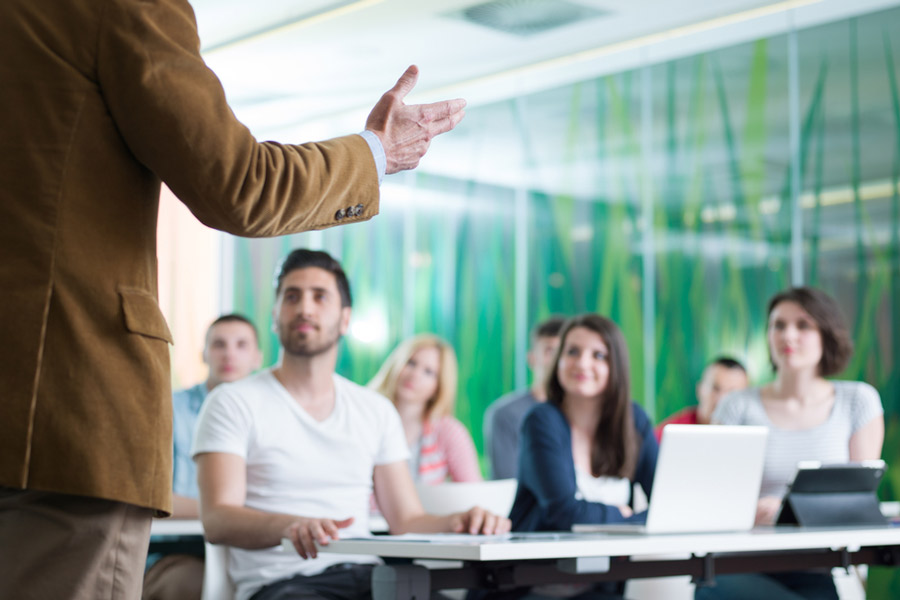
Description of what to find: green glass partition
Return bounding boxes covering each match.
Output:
[230,11,900,592]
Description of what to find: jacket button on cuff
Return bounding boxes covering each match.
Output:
[335,208,345,220]
[354,204,364,216]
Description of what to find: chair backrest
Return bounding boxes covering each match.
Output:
[415,479,518,517]
[201,542,235,600]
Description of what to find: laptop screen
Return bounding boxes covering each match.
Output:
[644,424,768,533]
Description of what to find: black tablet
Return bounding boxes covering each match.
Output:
[776,460,887,526]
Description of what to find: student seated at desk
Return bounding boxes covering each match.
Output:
[507,314,658,600]
[483,316,565,480]
[369,334,481,484]
[193,249,509,600]
[699,287,884,600]
[143,314,262,600]
[654,356,748,442]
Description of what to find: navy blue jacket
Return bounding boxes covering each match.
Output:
[510,402,658,531]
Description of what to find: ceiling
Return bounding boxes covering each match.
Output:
[187,0,899,208]
[191,0,804,137]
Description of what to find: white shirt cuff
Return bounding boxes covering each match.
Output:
[359,130,386,184]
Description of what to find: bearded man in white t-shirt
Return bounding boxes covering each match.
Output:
[193,249,510,600]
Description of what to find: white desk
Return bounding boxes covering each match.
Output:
[298,527,900,598]
[149,517,393,537]
[150,518,204,537]
[149,519,205,555]
[315,527,900,562]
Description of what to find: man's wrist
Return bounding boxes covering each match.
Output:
[360,130,386,184]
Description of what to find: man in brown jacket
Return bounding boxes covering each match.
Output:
[0,0,466,596]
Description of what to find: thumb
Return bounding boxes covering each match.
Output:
[388,65,419,101]
[335,517,355,529]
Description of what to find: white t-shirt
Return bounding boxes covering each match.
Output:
[574,470,631,506]
[192,370,410,600]
[713,380,883,498]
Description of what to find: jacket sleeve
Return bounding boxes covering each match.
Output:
[96,0,379,236]
[631,403,659,503]
[518,405,628,529]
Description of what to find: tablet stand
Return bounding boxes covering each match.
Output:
[777,490,887,526]
[776,463,888,527]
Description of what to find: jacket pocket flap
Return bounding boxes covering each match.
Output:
[119,287,173,344]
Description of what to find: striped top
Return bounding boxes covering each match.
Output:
[713,381,883,498]
[410,416,483,484]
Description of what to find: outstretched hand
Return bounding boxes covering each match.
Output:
[365,65,466,174]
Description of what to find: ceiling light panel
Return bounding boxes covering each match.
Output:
[449,0,610,36]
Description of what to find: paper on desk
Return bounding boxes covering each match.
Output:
[342,532,582,543]
[282,531,599,554]
[367,533,512,543]
[279,533,499,553]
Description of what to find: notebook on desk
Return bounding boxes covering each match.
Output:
[573,424,768,535]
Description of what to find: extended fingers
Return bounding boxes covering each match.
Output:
[412,100,465,139]
[450,508,512,535]
[428,110,465,139]
[299,523,319,559]
[466,508,512,535]
[287,518,352,560]
[289,522,314,559]
[421,98,467,121]
[477,512,510,535]
[467,507,486,534]
[302,520,335,559]
[285,523,306,559]
[321,519,341,541]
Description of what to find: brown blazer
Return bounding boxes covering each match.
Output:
[0,0,380,514]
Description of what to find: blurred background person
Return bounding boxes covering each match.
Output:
[143,314,262,600]
[370,334,481,484]
[655,356,749,441]
[484,316,565,479]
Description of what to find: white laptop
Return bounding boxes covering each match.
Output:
[573,424,768,534]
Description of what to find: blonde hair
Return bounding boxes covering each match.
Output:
[368,334,459,420]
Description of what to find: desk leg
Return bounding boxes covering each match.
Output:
[693,554,716,588]
[373,564,431,600]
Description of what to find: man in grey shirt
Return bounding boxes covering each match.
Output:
[483,317,565,479]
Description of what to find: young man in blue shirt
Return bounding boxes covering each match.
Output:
[143,314,262,600]
[483,316,565,480]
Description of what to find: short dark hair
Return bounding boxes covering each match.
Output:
[207,313,258,344]
[531,315,566,342]
[766,287,853,376]
[274,249,352,308]
[546,313,638,479]
[708,355,746,373]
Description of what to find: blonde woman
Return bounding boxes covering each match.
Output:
[370,334,482,484]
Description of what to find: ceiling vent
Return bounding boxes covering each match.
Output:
[453,0,608,37]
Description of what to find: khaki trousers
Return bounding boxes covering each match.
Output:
[142,554,204,600]
[0,487,153,600]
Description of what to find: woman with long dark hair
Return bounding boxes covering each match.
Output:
[496,314,657,600]
[510,313,658,531]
